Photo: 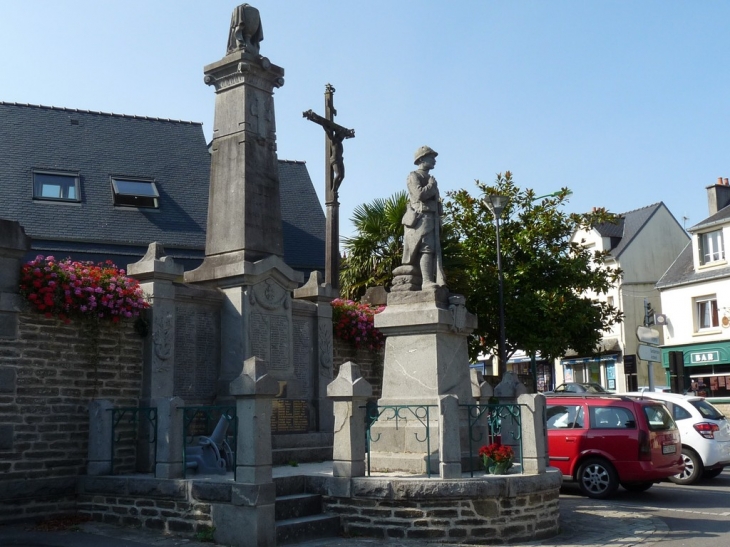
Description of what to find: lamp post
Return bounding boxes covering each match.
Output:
[484,194,509,376]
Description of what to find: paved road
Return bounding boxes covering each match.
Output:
[3,470,729,547]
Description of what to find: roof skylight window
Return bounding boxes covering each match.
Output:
[111,178,159,208]
[33,171,80,202]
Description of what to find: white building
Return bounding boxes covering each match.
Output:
[657,180,730,397]
[555,203,689,392]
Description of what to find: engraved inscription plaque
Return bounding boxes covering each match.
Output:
[249,311,291,373]
[271,399,310,433]
[174,305,219,401]
[293,318,313,399]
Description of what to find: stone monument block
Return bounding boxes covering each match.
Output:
[367,289,478,474]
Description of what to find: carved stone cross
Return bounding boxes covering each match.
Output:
[303,84,355,290]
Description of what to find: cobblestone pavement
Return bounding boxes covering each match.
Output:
[0,497,668,547]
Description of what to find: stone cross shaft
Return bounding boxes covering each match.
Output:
[303,84,355,290]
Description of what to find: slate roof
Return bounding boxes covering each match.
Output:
[593,202,666,258]
[657,204,730,289]
[687,204,730,232]
[0,102,325,273]
[279,160,325,272]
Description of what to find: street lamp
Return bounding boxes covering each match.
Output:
[484,194,509,376]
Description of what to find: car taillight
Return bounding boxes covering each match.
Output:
[694,422,720,439]
[638,429,652,461]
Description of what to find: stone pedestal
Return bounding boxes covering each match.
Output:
[153,397,185,479]
[368,289,477,474]
[128,243,184,401]
[209,257,302,397]
[0,220,29,340]
[230,356,279,484]
[327,362,372,477]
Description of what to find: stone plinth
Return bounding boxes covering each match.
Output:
[368,289,477,474]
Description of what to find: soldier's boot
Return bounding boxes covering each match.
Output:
[420,253,438,290]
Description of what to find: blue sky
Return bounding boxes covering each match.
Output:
[3,1,729,237]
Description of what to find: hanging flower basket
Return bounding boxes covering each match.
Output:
[19,255,148,324]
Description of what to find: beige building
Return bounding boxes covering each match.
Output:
[554,203,689,392]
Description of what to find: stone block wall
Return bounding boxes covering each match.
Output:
[323,473,561,543]
[0,312,143,524]
[333,339,383,399]
[78,476,214,538]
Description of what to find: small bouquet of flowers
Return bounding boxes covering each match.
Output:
[479,441,514,475]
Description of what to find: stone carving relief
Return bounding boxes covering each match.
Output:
[318,321,333,377]
[152,313,173,361]
[249,278,289,311]
[449,295,467,334]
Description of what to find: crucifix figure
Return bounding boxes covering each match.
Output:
[303,84,355,290]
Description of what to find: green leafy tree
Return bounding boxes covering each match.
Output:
[444,172,623,364]
[340,191,468,300]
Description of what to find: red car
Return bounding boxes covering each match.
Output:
[546,395,683,498]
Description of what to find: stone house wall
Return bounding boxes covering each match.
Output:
[0,313,143,524]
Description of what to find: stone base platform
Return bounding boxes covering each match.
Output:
[319,469,562,544]
[71,462,560,546]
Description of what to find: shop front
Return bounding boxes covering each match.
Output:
[559,354,619,392]
[661,341,730,398]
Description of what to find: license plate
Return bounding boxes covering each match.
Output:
[662,444,677,454]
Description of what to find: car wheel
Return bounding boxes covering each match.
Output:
[703,467,724,480]
[620,481,653,493]
[577,458,619,499]
[668,447,703,485]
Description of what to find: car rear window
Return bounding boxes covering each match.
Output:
[546,405,584,429]
[690,399,725,420]
[643,404,676,431]
[671,404,692,421]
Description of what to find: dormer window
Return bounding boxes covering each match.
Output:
[699,229,724,265]
[111,178,159,208]
[33,171,80,202]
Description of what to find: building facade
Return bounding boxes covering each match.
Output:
[555,203,689,392]
[658,180,730,397]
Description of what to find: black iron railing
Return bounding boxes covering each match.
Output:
[109,406,157,475]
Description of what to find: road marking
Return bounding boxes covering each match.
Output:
[615,504,730,517]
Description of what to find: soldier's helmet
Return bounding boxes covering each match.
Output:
[413,145,438,165]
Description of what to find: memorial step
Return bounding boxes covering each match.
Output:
[275,493,324,521]
[272,445,333,465]
[275,513,341,545]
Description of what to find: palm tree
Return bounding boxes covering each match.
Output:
[340,191,468,301]
[340,191,407,300]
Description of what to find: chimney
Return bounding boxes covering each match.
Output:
[707,177,730,215]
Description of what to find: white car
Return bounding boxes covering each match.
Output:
[624,391,730,484]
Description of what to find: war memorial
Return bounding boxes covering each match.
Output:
[0,4,560,545]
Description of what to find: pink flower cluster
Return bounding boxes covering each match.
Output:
[19,255,148,324]
[331,298,385,351]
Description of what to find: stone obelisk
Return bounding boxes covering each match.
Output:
[186,4,302,395]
